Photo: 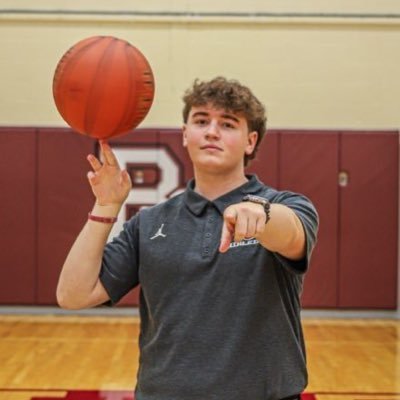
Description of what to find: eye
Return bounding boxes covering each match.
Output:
[194,118,208,126]
[221,121,235,129]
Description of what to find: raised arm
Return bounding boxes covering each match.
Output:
[56,141,132,309]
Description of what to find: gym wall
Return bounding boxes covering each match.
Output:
[0,1,399,129]
[0,1,399,311]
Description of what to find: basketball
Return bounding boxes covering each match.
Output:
[52,36,155,139]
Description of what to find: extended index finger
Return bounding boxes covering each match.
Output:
[219,208,237,253]
[100,140,120,168]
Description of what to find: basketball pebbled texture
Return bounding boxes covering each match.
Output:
[53,36,155,139]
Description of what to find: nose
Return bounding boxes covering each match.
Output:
[205,120,219,139]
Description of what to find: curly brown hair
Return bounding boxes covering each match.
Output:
[182,77,267,166]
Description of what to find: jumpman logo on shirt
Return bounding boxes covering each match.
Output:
[150,224,167,240]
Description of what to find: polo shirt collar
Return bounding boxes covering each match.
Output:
[183,174,264,216]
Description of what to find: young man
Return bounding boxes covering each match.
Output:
[57,77,319,400]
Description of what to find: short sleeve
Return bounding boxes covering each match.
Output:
[268,190,319,274]
[99,214,140,305]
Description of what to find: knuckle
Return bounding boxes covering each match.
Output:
[224,207,237,219]
[223,205,232,215]
[256,225,265,236]
[257,211,265,220]
[246,227,257,238]
[234,235,243,242]
[235,228,246,240]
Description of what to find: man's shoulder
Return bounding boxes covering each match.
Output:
[250,177,301,201]
[261,185,312,206]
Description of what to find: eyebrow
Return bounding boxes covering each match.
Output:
[191,111,240,123]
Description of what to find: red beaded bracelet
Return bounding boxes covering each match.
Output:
[88,213,118,224]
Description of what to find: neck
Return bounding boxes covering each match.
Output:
[193,168,248,200]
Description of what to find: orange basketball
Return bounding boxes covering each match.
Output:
[53,36,155,139]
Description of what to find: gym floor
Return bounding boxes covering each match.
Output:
[0,313,399,400]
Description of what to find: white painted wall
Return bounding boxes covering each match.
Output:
[0,1,399,130]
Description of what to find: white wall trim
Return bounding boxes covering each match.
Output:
[1,9,400,26]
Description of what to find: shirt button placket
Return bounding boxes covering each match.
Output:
[203,211,215,257]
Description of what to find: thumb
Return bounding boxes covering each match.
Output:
[219,209,236,253]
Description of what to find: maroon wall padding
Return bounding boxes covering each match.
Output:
[339,132,399,308]
[109,129,159,147]
[1,127,398,309]
[0,128,36,304]
[37,129,95,305]
[248,131,279,188]
[279,131,340,308]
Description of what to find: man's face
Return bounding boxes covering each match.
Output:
[183,104,257,174]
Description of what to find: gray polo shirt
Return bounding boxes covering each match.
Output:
[100,174,319,400]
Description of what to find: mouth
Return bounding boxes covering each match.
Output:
[200,144,223,151]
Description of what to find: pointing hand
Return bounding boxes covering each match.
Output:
[219,202,267,253]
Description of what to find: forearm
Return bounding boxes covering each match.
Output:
[258,204,306,260]
[56,203,120,309]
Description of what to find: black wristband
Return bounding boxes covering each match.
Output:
[242,195,271,224]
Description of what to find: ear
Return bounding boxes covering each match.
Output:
[182,124,188,147]
[245,131,258,155]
